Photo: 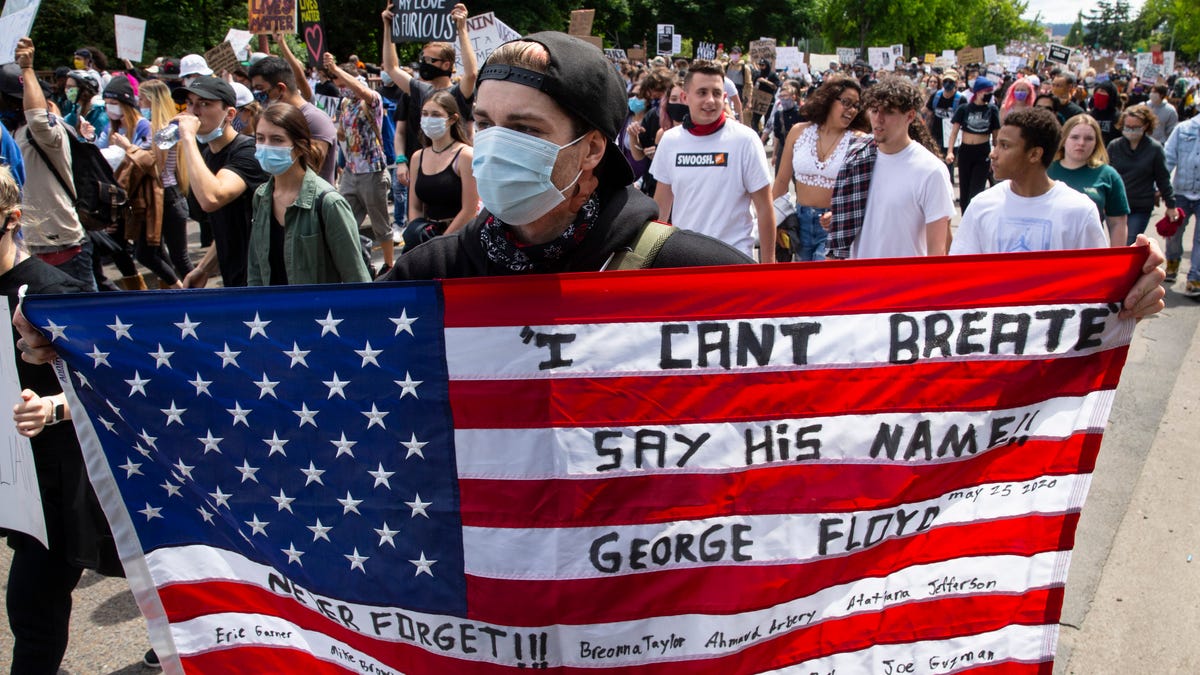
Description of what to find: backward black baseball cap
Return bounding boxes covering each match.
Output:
[172,75,235,107]
[477,31,634,186]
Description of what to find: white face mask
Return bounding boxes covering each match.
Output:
[420,116,449,140]
[471,126,586,225]
[105,102,123,119]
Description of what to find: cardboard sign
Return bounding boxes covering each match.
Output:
[1047,44,1071,65]
[204,40,241,76]
[957,46,984,65]
[627,47,645,62]
[453,11,520,76]
[749,38,776,66]
[391,0,454,43]
[114,14,146,62]
[296,0,323,64]
[983,44,997,65]
[656,24,673,56]
[1092,56,1115,74]
[604,48,626,61]
[568,9,594,36]
[695,41,717,61]
[248,0,296,35]
[808,54,838,71]
[752,89,773,115]
[925,52,936,64]
[580,35,603,50]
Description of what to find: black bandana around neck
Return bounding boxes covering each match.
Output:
[479,193,602,272]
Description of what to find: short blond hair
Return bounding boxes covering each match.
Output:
[0,165,20,219]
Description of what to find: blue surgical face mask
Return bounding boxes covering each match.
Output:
[471,126,586,226]
[255,144,296,175]
[628,97,646,114]
[253,90,269,105]
[140,107,152,119]
[420,116,448,139]
[196,123,224,144]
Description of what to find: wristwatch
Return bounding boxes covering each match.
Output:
[47,401,65,425]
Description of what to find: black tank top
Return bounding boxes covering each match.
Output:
[414,147,464,222]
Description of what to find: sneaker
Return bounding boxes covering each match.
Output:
[1185,280,1200,298]
[143,648,161,669]
[1165,260,1180,283]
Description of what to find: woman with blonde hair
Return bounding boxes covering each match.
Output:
[140,79,193,280]
[1048,114,1129,246]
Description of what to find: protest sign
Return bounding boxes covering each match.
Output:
[114,14,146,62]
[775,46,802,73]
[392,0,454,43]
[809,53,838,71]
[942,49,957,64]
[580,35,604,51]
[983,44,998,64]
[454,11,520,75]
[925,53,936,64]
[656,24,673,56]
[1091,56,1114,74]
[0,297,45,547]
[297,0,323,64]
[204,40,241,77]
[627,47,645,62]
[672,34,681,56]
[836,47,856,64]
[890,43,904,63]
[224,28,254,60]
[1046,44,1071,65]
[604,48,626,61]
[568,9,594,36]
[867,47,891,71]
[752,88,773,114]
[957,46,984,65]
[248,0,296,34]
[695,41,717,61]
[749,38,777,65]
[0,0,36,63]
[0,0,36,17]
[27,249,1140,674]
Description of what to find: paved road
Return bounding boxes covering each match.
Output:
[2,215,1199,674]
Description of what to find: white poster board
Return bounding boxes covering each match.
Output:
[836,47,855,64]
[983,45,998,65]
[0,0,36,17]
[942,49,957,64]
[224,28,254,60]
[775,46,803,73]
[114,14,146,62]
[809,54,839,72]
[867,47,891,71]
[672,34,681,56]
[0,296,46,547]
[454,12,520,75]
[0,1,37,63]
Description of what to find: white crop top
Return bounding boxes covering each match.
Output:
[792,124,855,189]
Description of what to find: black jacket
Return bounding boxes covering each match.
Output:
[386,185,752,279]
[0,257,122,576]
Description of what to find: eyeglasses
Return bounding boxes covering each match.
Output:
[838,97,860,110]
[420,57,447,66]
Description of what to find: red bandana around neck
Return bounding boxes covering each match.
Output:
[685,111,727,136]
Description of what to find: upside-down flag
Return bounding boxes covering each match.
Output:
[23,248,1142,673]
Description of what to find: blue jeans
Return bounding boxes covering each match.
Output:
[1169,195,1200,281]
[50,236,98,292]
[393,169,408,230]
[796,205,828,262]
[1125,211,1152,245]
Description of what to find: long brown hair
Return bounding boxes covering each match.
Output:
[259,102,318,170]
[800,74,868,132]
[419,90,469,147]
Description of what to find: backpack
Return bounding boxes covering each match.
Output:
[315,189,375,278]
[25,125,126,231]
[607,220,676,270]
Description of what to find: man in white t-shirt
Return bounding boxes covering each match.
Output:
[952,107,1108,254]
[651,60,775,261]
[850,77,956,259]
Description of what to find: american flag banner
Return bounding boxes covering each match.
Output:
[22,248,1144,674]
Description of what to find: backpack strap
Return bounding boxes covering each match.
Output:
[607,220,676,270]
[25,127,77,202]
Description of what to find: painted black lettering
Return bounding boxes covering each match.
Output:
[1035,308,1075,351]
[956,311,987,355]
[890,314,920,364]
[660,324,692,369]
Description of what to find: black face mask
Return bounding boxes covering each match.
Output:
[418,61,452,81]
[979,93,993,104]
[943,82,956,93]
[666,102,690,123]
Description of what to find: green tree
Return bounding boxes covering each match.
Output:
[1064,12,1085,47]
[817,0,1035,56]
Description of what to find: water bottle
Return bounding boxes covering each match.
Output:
[154,123,180,150]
